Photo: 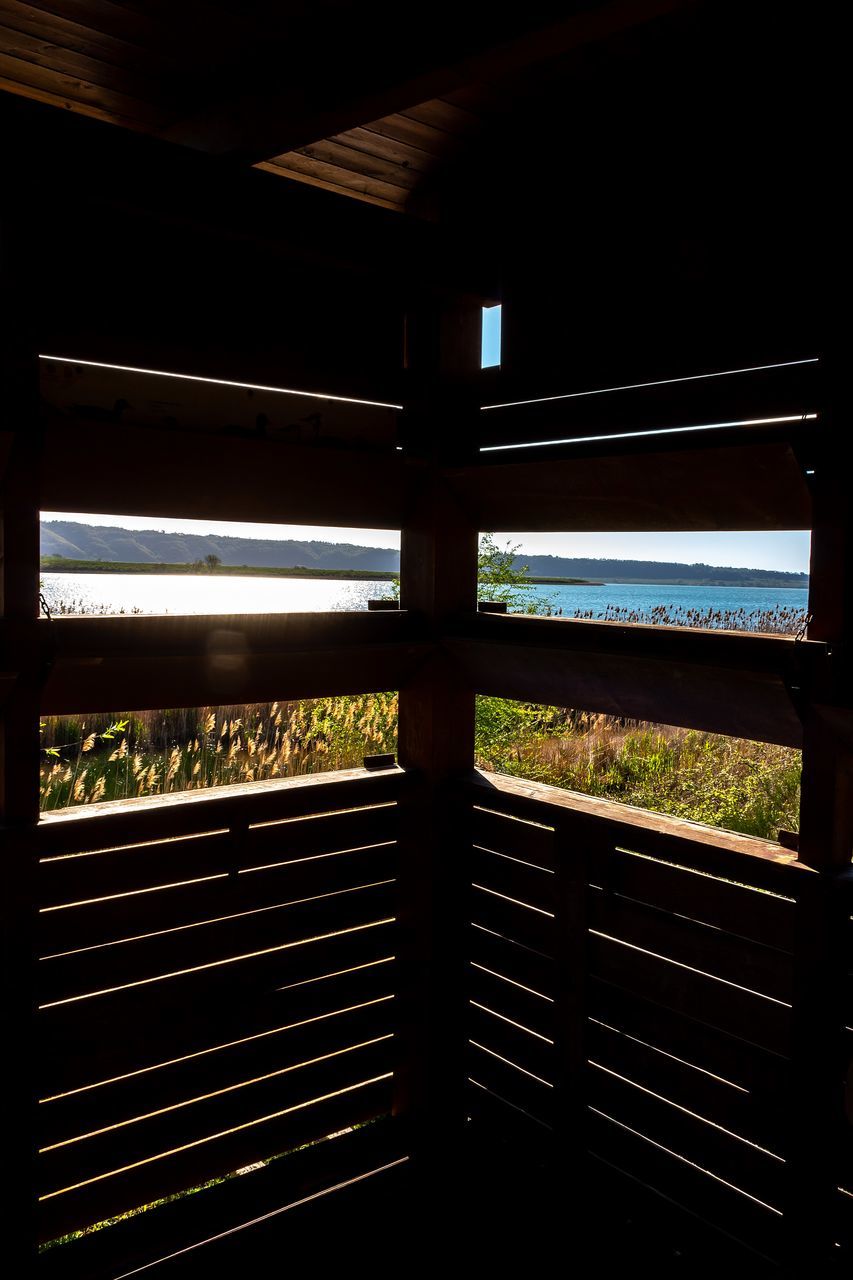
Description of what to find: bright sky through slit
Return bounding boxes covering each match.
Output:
[481,305,501,368]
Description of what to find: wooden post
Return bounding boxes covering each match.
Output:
[1,246,41,1271]
[393,298,480,1178]
[787,355,851,1259]
[551,813,593,1181]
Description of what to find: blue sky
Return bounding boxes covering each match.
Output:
[42,512,810,573]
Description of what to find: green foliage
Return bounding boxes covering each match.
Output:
[384,533,551,613]
[474,699,801,841]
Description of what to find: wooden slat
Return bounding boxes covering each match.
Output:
[293,138,422,192]
[37,1115,404,1279]
[38,1032,395,1196]
[471,804,555,870]
[36,765,406,856]
[589,932,791,1056]
[587,1019,784,1153]
[39,943,398,1099]
[39,802,397,905]
[589,887,794,1003]
[39,840,398,958]
[470,769,808,894]
[467,999,555,1084]
[591,844,796,953]
[468,959,556,1042]
[0,48,168,129]
[39,878,397,1006]
[588,1065,786,1209]
[465,1076,552,1144]
[467,1042,554,1127]
[470,845,556,916]
[468,881,555,959]
[587,1108,784,1260]
[467,923,555,999]
[587,980,789,1101]
[39,994,396,1151]
[38,1071,393,1243]
[38,919,398,1084]
[333,125,439,175]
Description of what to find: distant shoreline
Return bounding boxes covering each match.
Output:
[40,558,397,582]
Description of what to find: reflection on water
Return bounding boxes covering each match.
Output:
[40,572,396,616]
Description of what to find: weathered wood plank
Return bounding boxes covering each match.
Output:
[451,439,812,531]
[39,996,396,1152]
[37,1073,393,1243]
[469,769,809,894]
[39,420,404,528]
[450,635,805,747]
[37,765,407,856]
[589,887,794,1003]
[39,879,397,1006]
[39,841,398,958]
[38,940,398,1099]
[39,803,397,906]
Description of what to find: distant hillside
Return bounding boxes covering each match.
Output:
[516,555,808,589]
[40,521,400,572]
[40,522,808,588]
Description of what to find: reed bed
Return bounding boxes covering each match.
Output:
[545,603,808,634]
[39,695,398,811]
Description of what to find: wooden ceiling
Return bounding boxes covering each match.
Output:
[0,1,700,216]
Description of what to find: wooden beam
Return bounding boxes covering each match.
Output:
[468,769,809,893]
[36,420,404,529]
[2,612,426,715]
[451,634,802,744]
[162,1,694,163]
[0,288,40,1274]
[451,438,812,531]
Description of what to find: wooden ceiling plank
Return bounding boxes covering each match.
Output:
[0,20,173,103]
[0,1,166,69]
[0,49,169,128]
[260,152,410,208]
[294,138,422,191]
[22,0,164,49]
[338,125,439,175]
[356,112,458,158]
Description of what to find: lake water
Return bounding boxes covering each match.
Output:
[40,572,809,624]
